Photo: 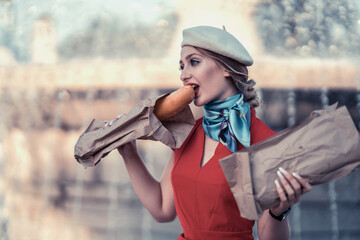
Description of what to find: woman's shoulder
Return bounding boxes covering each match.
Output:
[250,108,277,145]
[195,117,203,126]
[172,117,203,152]
[186,117,203,141]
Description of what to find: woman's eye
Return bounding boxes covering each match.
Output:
[191,59,199,66]
[179,59,199,70]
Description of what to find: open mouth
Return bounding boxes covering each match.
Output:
[190,84,199,95]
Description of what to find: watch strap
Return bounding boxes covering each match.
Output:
[269,207,291,222]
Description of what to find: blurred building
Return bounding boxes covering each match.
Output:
[31,15,58,64]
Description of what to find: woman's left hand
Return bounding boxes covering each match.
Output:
[270,167,312,216]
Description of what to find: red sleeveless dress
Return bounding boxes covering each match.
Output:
[171,108,276,240]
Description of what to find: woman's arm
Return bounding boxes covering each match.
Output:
[257,210,290,240]
[257,168,312,240]
[117,141,176,222]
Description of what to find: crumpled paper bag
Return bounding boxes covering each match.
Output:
[74,93,195,168]
[219,103,360,220]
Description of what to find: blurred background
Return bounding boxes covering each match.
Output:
[0,0,359,239]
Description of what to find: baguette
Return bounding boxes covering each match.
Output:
[154,85,195,121]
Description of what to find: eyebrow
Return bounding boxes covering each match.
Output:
[179,53,202,64]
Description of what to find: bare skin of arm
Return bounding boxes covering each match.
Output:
[117,141,176,222]
[257,168,312,240]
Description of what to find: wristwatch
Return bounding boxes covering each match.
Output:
[269,207,291,222]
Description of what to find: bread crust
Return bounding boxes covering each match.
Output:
[154,85,195,121]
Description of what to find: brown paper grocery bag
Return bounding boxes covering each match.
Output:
[74,94,195,168]
[220,104,360,220]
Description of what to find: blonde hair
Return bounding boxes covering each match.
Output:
[194,46,259,108]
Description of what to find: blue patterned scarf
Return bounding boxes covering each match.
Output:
[203,93,251,152]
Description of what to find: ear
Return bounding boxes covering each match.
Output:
[223,69,230,77]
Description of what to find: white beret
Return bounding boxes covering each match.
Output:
[181,26,253,66]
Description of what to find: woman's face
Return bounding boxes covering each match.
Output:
[179,46,237,106]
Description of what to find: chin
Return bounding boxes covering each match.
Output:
[193,98,209,107]
[193,98,202,107]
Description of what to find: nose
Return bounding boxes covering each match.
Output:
[180,68,191,82]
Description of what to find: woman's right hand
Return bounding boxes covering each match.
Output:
[117,140,137,159]
[104,114,125,127]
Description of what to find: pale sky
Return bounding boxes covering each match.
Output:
[12,0,174,42]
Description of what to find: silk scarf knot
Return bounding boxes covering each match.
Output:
[203,93,251,152]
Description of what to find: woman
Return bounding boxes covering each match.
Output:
[117,26,312,240]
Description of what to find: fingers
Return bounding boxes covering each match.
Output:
[104,119,114,127]
[117,140,137,158]
[272,179,290,215]
[272,168,312,216]
[276,167,312,204]
[104,114,125,127]
[278,167,301,203]
[292,172,312,193]
[274,179,287,202]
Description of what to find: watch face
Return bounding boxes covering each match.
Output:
[281,208,291,220]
